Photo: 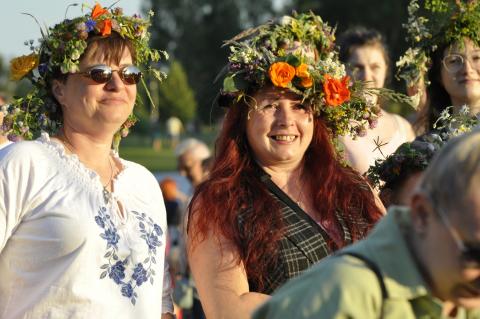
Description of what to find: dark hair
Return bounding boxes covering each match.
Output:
[188,97,382,291]
[416,43,452,131]
[337,26,391,84]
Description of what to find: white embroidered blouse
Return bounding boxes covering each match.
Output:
[0,133,173,318]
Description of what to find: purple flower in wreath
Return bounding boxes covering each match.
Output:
[121,283,134,298]
[85,19,96,32]
[109,260,126,284]
[132,263,148,286]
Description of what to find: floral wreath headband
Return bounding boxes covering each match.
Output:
[2,2,168,149]
[397,0,480,88]
[217,12,410,138]
[367,105,480,189]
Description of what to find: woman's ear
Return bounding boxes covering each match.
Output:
[51,79,66,106]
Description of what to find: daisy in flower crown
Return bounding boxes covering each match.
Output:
[3,2,167,148]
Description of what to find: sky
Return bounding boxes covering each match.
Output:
[0,0,143,60]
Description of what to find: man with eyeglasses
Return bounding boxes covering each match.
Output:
[254,129,480,318]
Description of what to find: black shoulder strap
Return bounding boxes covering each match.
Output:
[336,251,388,318]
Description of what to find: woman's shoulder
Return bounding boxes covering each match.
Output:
[0,139,50,164]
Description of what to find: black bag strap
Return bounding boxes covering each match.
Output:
[336,251,388,318]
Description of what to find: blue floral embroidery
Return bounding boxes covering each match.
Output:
[95,207,163,305]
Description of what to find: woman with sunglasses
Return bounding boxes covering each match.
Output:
[398,0,480,133]
[0,4,174,319]
[187,13,385,319]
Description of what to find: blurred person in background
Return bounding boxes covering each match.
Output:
[166,116,183,149]
[255,128,480,319]
[175,138,211,190]
[338,26,415,175]
[187,13,386,319]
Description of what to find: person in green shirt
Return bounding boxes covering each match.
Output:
[254,129,480,319]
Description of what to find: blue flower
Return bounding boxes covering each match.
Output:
[146,233,160,250]
[38,63,48,75]
[85,19,96,32]
[102,228,120,246]
[95,216,105,228]
[121,283,133,298]
[109,261,126,284]
[132,263,148,286]
[153,224,162,236]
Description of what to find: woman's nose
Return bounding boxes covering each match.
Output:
[275,105,294,127]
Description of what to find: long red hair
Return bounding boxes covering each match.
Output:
[188,102,382,291]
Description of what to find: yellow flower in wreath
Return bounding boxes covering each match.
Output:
[10,53,39,81]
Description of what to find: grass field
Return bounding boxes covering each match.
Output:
[119,146,177,172]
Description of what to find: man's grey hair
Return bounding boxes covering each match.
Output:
[420,128,480,214]
[175,138,211,161]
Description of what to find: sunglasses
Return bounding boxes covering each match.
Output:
[433,200,480,268]
[76,65,142,85]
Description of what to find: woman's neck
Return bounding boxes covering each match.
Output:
[451,97,480,115]
[58,127,113,168]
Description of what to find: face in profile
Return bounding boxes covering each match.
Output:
[441,38,480,109]
[415,188,480,309]
[246,85,314,169]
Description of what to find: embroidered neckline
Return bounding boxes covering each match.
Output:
[36,132,128,200]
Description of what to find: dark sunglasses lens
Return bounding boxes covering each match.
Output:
[89,66,112,83]
[121,66,142,84]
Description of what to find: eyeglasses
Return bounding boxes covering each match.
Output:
[442,53,480,73]
[76,65,142,85]
[433,200,480,268]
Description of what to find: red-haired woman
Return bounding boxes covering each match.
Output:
[186,13,385,319]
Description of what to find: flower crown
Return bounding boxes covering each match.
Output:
[2,3,168,147]
[218,12,390,138]
[397,0,480,87]
[367,105,480,189]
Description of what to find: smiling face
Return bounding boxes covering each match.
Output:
[441,38,480,109]
[52,45,137,136]
[246,86,314,170]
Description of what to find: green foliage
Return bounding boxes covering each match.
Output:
[157,60,197,123]
[146,0,276,124]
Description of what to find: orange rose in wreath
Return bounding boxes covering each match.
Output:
[323,74,351,106]
[269,62,295,88]
[295,63,313,88]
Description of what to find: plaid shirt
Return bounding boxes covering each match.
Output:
[239,174,357,294]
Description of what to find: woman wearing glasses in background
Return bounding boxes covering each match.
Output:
[398,1,480,133]
[0,4,174,318]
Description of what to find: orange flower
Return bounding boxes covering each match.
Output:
[323,74,351,106]
[268,62,295,88]
[91,3,108,19]
[295,63,310,78]
[300,76,313,88]
[295,63,313,88]
[100,19,112,36]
